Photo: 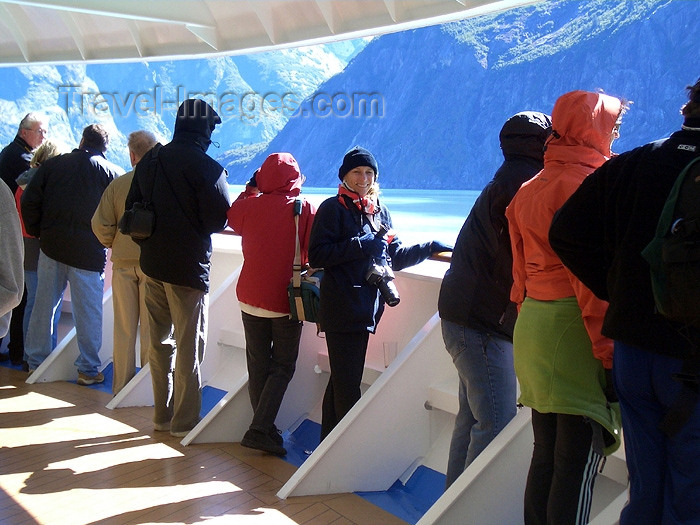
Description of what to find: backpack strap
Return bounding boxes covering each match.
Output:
[138,142,162,202]
[642,156,700,320]
[291,198,305,320]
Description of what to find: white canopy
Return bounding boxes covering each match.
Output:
[0,0,541,66]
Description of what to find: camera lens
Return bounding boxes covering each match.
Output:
[378,278,400,307]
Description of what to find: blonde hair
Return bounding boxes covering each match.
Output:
[30,139,69,168]
[366,181,380,200]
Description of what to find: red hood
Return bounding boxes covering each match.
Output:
[257,152,303,196]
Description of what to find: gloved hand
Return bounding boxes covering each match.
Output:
[359,232,388,258]
[604,368,617,403]
[247,169,259,188]
[430,240,454,254]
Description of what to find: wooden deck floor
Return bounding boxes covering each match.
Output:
[0,366,407,525]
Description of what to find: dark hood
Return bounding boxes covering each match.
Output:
[173,99,221,151]
[499,111,552,163]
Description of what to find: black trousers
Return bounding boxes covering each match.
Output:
[524,410,603,525]
[320,330,370,441]
[241,311,302,433]
[0,285,26,363]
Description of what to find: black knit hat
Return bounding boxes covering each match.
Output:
[338,146,378,181]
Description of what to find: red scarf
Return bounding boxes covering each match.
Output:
[337,183,377,215]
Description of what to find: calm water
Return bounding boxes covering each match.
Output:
[230,186,479,246]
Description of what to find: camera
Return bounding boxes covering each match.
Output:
[365,225,400,307]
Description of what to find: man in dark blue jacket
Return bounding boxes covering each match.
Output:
[438,111,551,488]
[0,112,48,365]
[126,99,231,437]
[22,123,123,383]
[0,113,47,194]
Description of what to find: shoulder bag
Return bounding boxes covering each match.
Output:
[287,198,323,327]
[118,143,162,240]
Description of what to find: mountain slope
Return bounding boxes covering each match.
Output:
[0,41,367,169]
[234,0,696,190]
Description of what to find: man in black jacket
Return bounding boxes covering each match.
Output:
[549,79,700,524]
[438,111,551,488]
[126,99,231,437]
[22,124,124,384]
[0,112,48,365]
[0,113,47,194]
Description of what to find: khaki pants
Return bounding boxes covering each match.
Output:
[111,265,150,394]
[145,276,207,434]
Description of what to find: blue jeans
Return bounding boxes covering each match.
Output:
[441,319,517,488]
[23,269,61,353]
[25,252,104,376]
[615,341,700,525]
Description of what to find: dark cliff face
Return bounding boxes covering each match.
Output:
[239,0,696,190]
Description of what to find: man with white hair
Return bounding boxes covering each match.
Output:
[0,112,48,364]
[1,113,48,194]
[92,130,157,394]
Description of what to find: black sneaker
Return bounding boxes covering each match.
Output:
[269,425,284,446]
[241,429,287,456]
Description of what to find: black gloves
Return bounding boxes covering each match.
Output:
[430,240,454,254]
[359,232,388,258]
[247,169,259,188]
[604,368,617,403]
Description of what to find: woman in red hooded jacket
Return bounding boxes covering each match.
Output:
[506,91,624,524]
[227,152,315,456]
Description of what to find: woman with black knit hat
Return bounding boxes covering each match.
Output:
[308,146,452,440]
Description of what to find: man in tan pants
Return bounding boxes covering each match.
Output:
[124,100,230,437]
[92,130,157,394]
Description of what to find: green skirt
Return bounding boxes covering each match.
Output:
[514,296,621,455]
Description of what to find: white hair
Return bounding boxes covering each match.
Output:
[18,112,47,132]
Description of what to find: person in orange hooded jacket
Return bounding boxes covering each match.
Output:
[506,91,624,525]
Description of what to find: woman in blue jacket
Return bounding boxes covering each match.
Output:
[309,146,451,440]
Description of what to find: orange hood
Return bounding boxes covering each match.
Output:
[546,91,622,170]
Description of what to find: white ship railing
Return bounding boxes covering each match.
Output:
[25,230,629,523]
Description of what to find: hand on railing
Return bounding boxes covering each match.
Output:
[429,240,453,262]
